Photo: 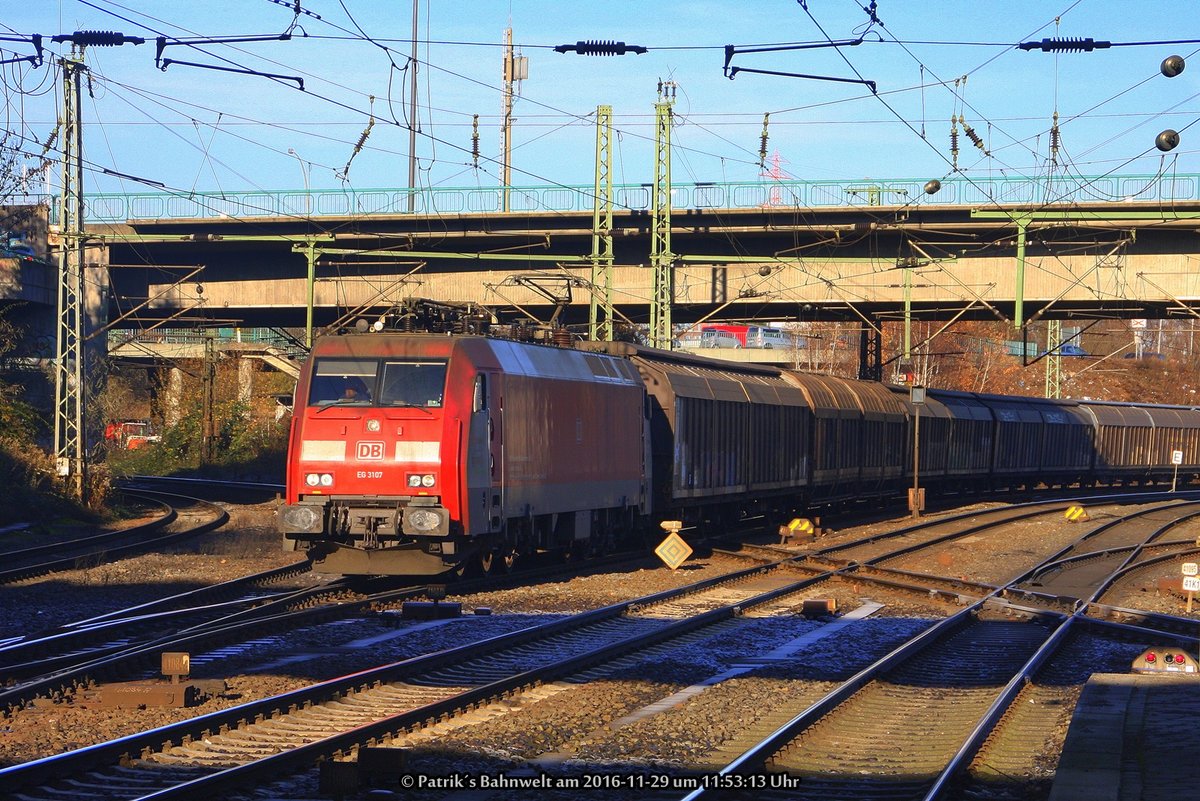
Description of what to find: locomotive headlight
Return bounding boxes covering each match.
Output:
[319,473,334,487]
[366,419,381,432]
[421,474,436,487]
[406,509,441,531]
[305,473,321,487]
[281,504,323,533]
[407,474,423,488]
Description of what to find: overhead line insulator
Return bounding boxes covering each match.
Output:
[1049,111,1061,165]
[471,114,480,167]
[554,40,648,56]
[949,117,959,171]
[960,116,990,157]
[758,112,770,168]
[1018,37,1111,53]
[51,30,146,47]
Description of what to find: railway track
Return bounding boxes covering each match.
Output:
[0,558,852,799]
[0,532,691,716]
[809,490,1197,561]
[718,495,1200,622]
[383,500,1200,801]
[0,489,228,585]
[678,611,1167,801]
[1017,502,1200,601]
[673,504,1200,801]
[0,562,334,692]
[762,609,1059,799]
[4,493,1199,799]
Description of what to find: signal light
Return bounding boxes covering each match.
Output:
[1175,653,1186,664]
[1145,651,1157,662]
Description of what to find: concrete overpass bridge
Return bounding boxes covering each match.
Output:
[9,173,1200,376]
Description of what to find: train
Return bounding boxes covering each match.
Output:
[277,330,1200,576]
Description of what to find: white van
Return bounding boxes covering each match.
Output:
[746,326,789,349]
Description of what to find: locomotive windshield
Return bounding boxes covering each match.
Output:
[380,360,447,407]
[309,359,376,405]
[307,358,447,407]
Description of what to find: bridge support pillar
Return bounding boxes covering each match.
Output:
[165,366,184,427]
[238,356,254,413]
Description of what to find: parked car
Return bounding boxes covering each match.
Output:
[1123,351,1165,360]
[1041,344,1088,357]
[1,233,35,259]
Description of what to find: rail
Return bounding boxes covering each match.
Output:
[28,172,1200,223]
[0,558,813,796]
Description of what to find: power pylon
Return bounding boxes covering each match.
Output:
[53,46,86,501]
[589,105,614,341]
[649,83,675,350]
[1044,320,1063,399]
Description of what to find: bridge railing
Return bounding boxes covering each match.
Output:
[44,173,1200,223]
[108,326,306,355]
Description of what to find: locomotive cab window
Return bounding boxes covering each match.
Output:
[381,361,448,408]
[309,359,377,405]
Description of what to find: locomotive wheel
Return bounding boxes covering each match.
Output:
[499,549,517,573]
[456,547,493,579]
[478,548,517,576]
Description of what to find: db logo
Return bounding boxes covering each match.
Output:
[356,441,385,460]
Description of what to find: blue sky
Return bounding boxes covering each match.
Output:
[3,1,1199,198]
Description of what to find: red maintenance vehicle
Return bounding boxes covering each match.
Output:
[104,420,161,450]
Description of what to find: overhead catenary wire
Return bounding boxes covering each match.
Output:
[5,1,1199,275]
[13,0,1184,210]
[61,0,768,211]
[33,5,630,214]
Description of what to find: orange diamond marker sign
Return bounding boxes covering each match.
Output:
[655,532,693,570]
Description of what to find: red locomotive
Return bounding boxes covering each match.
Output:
[278,332,647,575]
[280,328,1200,576]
